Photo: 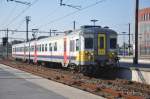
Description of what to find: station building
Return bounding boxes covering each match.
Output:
[139,8,150,57]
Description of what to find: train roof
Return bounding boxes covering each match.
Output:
[80,25,117,34]
[12,25,117,46]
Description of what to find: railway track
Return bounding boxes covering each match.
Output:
[0,59,150,99]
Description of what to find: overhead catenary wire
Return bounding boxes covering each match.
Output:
[31,7,60,28]
[0,3,17,28]
[15,19,25,30]
[38,0,107,29]
[4,0,39,28]
[60,0,81,10]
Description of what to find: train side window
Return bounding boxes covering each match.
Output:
[26,47,28,52]
[25,47,27,52]
[32,46,34,52]
[30,46,31,52]
[42,44,44,52]
[27,46,29,52]
[38,45,39,52]
[36,45,38,51]
[30,46,32,52]
[85,38,93,49]
[23,47,24,52]
[38,45,40,52]
[45,44,47,51]
[100,37,104,49]
[35,45,38,51]
[70,40,75,52]
[49,43,52,51]
[54,42,57,51]
[38,45,40,51]
[29,47,30,52]
[110,38,117,49]
[39,44,41,52]
[76,39,79,51]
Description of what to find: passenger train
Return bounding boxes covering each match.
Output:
[12,25,118,72]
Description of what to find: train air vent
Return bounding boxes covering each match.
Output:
[104,26,109,29]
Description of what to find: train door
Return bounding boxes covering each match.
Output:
[64,37,67,66]
[24,44,26,60]
[34,41,37,64]
[49,43,52,61]
[98,33,106,55]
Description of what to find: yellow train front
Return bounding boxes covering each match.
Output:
[70,25,118,69]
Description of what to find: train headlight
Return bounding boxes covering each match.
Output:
[112,52,114,55]
[90,52,94,56]
[108,51,117,59]
[85,51,88,54]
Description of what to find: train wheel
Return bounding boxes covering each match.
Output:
[82,65,100,77]
[68,63,79,72]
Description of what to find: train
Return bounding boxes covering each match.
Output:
[12,25,118,73]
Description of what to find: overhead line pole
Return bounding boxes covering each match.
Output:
[49,29,51,37]
[128,23,131,56]
[73,21,76,30]
[134,0,139,64]
[26,16,30,42]
[6,28,9,58]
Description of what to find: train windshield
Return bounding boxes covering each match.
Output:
[110,38,117,49]
[85,38,93,49]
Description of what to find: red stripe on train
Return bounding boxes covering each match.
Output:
[64,37,67,64]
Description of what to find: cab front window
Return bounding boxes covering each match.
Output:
[85,38,93,49]
[110,38,117,49]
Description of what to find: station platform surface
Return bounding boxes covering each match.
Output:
[0,64,104,99]
[119,57,150,71]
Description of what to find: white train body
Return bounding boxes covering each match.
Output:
[12,25,118,67]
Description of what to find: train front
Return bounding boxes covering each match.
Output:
[81,25,118,67]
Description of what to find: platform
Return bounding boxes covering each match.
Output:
[116,57,150,85]
[0,64,104,99]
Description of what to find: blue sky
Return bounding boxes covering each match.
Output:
[0,0,150,45]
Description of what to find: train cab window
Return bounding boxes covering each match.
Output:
[100,37,104,49]
[45,44,47,51]
[54,42,57,51]
[85,38,93,49]
[42,44,44,52]
[76,39,79,51]
[70,40,75,52]
[110,38,117,49]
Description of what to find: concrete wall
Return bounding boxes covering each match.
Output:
[116,67,150,85]
[132,68,150,84]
